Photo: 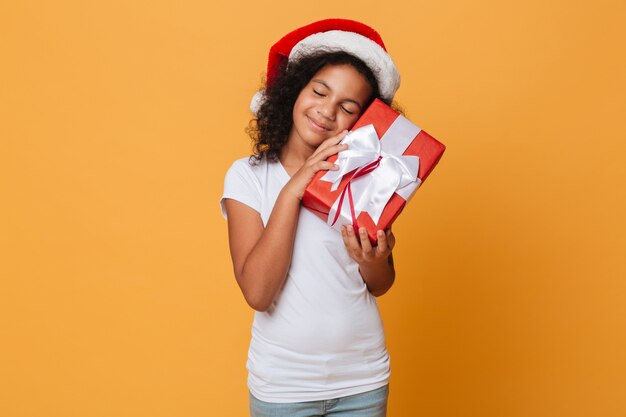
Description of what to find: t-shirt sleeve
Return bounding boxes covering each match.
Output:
[220,158,262,219]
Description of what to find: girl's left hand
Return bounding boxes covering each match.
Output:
[341,226,395,266]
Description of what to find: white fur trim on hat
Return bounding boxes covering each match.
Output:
[250,91,264,115]
[288,30,400,101]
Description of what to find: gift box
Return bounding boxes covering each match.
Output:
[302,99,446,244]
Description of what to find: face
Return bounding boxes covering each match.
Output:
[288,64,373,150]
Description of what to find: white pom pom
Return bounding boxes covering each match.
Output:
[250,91,265,115]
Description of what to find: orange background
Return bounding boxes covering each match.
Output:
[2,1,625,416]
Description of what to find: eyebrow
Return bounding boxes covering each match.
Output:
[312,79,363,109]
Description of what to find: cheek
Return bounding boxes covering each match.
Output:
[336,114,361,131]
[292,96,302,115]
[292,88,308,108]
[292,95,312,119]
[292,102,306,126]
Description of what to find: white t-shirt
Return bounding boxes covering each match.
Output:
[220,156,390,403]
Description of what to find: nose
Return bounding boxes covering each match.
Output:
[317,101,336,121]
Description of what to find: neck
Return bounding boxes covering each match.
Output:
[279,132,315,172]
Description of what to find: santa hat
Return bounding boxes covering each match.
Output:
[251,18,400,115]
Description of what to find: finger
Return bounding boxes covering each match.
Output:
[376,229,388,253]
[309,142,348,165]
[386,229,396,250]
[340,225,352,249]
[345,225,362,252]
[309,143,348,163]
[311,130,348,157]
[326,129,349,144]
[312,130,347,156]
[359,227,373,255]
[311,160,340,173]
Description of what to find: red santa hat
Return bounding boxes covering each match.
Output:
[251,18,400,114]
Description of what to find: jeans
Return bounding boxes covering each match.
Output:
[249,384,389,417]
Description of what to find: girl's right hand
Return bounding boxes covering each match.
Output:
[283,130,349,200]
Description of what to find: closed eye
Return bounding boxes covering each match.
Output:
[313,89,325,97]
[341,106,354,115]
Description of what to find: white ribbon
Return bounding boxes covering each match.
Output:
[320,115,423,229]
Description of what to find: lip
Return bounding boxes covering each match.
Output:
[306,116,332,132]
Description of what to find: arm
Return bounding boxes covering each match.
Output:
[341,226,396,297]
[224,132,348,312]
[223,192,299,312]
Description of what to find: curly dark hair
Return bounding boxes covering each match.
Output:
[247,51,399,163]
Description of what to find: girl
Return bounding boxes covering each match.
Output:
[221,19,402,417]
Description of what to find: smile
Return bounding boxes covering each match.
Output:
[307,116,331,132]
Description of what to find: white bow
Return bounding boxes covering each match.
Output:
[320,116,423,228]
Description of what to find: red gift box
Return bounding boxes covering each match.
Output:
[302,99,446,244]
